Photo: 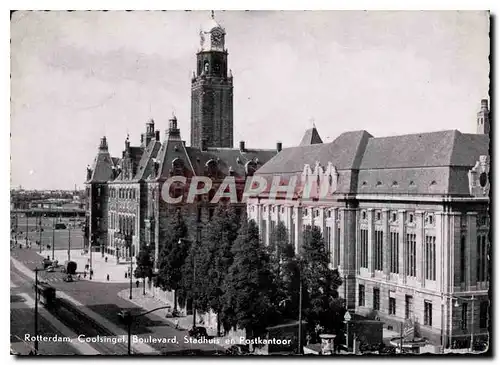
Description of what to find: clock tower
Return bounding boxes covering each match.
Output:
[191,12,234,149]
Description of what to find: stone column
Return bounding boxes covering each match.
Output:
[382,209,390,277]
[295,205,303,254]
[398,210,406,283]
[447,212,461,293]
[343,207,358,310]
[367,208,374,275]
[467,212,478,290]
[332,208,339,268]
[415,210,425,287]
[435,212,446,291]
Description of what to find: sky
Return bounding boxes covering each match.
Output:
[10,10,490,190]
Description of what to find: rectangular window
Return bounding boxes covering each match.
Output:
[424,301,433,327]
[374,230,383,271]
[209,208,214,220]
[461,236,466,283]
[477,235,487,282]
[325,226,332,263]
[480,301,488,328]
[425,235,436,281]
[389,297,396,315]
[405,233,416,277]
[334,226,341,267]
[405,295,413,319]
[358,285,365,307]
[390,232,399,274]
[360,229,368,268]
[373,288,380,310]
[261,220,267,246]
[461,303,468,330]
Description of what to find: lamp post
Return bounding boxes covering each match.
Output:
[68,213,72,262]
[25,212,28,247]
[125,305,171,355]
[344,311,351,353]
[51,215,55,260]
[38,214,45,254]
[451,295,476,352]
[34,268,39,354]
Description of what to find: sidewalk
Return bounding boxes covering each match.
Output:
[41,249,133,283]
[117,288,195,332]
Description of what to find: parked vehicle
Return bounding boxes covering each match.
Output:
[62,275,74,282]
[188,326,208,339]
[226,344,250,355]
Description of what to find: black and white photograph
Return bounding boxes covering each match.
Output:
[9,8,491,357]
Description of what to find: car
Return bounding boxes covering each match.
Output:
[62,275,73,282]
[226,344,250,355]
[46,266,55,272]
[188,326,208,339]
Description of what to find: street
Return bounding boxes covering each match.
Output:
[11,246,225,355]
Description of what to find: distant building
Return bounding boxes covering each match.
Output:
[248,100,490,349]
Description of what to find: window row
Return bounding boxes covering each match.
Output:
[110,187,137,200]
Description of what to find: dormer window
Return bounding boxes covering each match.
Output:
[376,211,381,221]
[392,181,398,187]
[362,211,367,220]
[392,212,397,222]
[376,181,382,187]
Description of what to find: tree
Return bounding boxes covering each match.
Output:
[156,209,189,311]
[195,204,241,336]
[135,243,154,295]
[268,221,295,320]
[223,219,277,338]
[300,225,343,337]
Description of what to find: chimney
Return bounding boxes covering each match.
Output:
[239,141,246,152]
[276,142,282,152]
[155,130,160,141]
[201,139,207,151]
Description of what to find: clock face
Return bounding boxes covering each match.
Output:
[211,31,223,46]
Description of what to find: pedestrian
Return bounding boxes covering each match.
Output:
[107,274,110,281]
[83,271,87,279]
[90,269,94,277]
[105,257,108,263]
[175,319,179,329]
[125,272,128,279]
[136,280,139,288]
[78,274,81,280]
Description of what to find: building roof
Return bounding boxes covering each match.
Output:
[358,130,489,169]
[257,130,372,175]
[256,128,489,197]
[87,137,116,183]
[299,127,323,146]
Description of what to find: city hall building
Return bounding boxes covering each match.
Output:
[84,15,277,277]
[247,100,490,348]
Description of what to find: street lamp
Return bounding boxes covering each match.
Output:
[450,295,476,352]
[344,311,352,353]
[125,306,171,355]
